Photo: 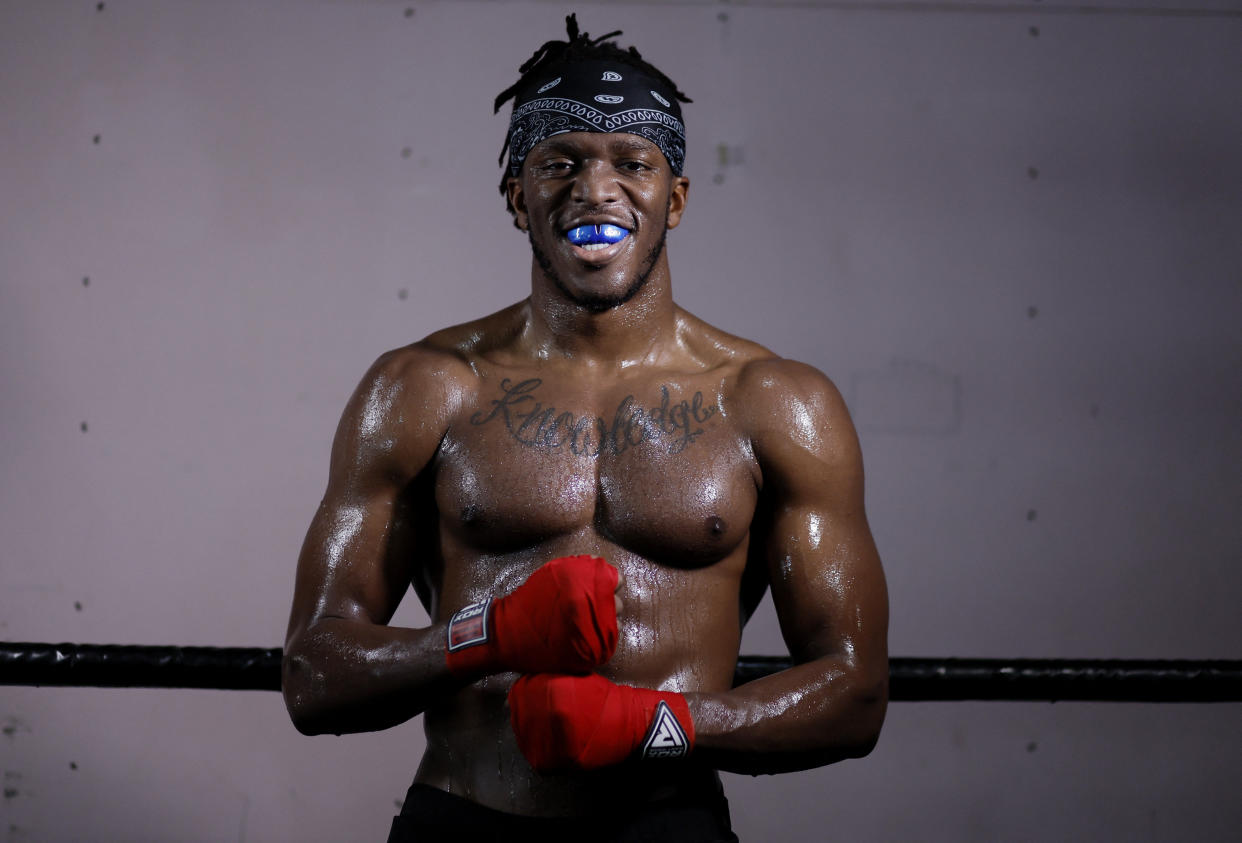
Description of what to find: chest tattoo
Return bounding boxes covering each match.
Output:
[469,378,719,457]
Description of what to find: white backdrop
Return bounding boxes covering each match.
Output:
[2,0,1240,840]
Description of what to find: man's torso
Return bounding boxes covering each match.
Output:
[402,303,774,814]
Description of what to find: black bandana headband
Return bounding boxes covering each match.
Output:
[503,59,686,178]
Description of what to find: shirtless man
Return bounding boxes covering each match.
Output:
[282,17,888,842]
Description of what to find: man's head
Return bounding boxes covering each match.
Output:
[495,16,692,313]
[494,15,692,222]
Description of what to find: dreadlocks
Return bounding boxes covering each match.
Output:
[494,14,692,218]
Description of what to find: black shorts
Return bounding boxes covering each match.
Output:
[386,781,739,843]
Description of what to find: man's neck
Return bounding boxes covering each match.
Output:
[523,267,678,372]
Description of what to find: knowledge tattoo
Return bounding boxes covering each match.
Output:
[469,378,718,456]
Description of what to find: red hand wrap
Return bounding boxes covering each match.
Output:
[445,555,619,678]
[508,673,695,771]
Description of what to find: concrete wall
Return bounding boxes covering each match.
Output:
[2,0,1239,840]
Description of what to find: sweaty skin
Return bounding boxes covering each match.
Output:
[282,131,889,817]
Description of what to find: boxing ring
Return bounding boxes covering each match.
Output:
[4,642,1239,702]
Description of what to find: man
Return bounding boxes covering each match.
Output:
[282,16,888,842]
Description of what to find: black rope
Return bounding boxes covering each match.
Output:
[0,642,280,691]
[739,656,1242,702]
[2,643,1240,701]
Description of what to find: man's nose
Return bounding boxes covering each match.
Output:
[572,160,620,205]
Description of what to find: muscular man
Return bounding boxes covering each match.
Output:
[282,17,888,842]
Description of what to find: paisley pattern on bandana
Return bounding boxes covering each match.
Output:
[504,59,686,177]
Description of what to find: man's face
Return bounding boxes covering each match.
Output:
[507,132,689,312]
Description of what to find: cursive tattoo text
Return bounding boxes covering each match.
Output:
[469,378,718,456]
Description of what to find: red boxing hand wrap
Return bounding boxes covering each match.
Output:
[508,673,695,771]
[445,555,619,678]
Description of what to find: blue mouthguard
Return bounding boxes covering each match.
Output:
[567,224,630,246]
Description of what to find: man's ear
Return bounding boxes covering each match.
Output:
[666,176,690,230]
[506,177,529,231]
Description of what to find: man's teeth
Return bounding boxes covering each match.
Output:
[567,224,630,246]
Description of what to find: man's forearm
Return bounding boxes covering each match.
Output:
[685,655,888,775]
[282,618,459,735]
[283,556,621,736]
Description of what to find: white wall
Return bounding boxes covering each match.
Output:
[2,0,1239,840]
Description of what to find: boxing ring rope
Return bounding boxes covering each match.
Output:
[2,642,1239,702]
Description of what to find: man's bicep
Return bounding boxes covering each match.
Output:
[764,499,887,665]
[288,485,409,635]
[286,349,458,639]
[746,361,888,666]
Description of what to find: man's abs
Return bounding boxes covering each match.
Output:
[415,678,727,817]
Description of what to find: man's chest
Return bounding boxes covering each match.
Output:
[433,373,759,565]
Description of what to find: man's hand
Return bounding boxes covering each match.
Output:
[508,673,695,771]
[445,555,620,679]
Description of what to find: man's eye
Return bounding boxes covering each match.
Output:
[620,161,649,172]
[532,160,571,175]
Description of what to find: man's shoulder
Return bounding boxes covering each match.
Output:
[727,355,851,443]
[733,356,841,401]
[366,302,528,393]
[674,307,845,410]
[337,312,519,459]
[362,340,473,398]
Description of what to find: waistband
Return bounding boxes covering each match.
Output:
[388,779,737,842]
